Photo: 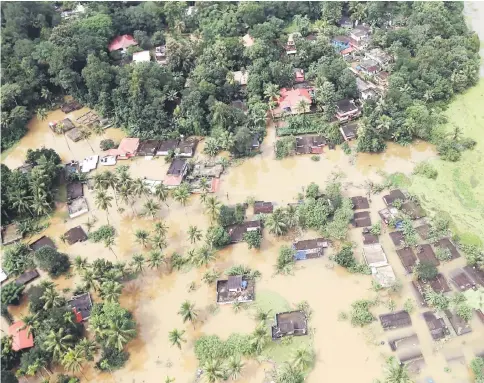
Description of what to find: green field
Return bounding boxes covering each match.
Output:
[409,80,484,246]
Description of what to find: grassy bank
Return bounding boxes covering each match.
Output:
[409,80,484,246]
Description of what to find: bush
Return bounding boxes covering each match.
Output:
[370,222,381,236]
[456,302,473,322]
[225,265,261,280]
[342,142,351,155]
[459,137,476,150]
[34,247,71,277]
[403,299,415,314]
[89,225,116,243]
[333,245,356,268]
[460,244,483,267]
[243,230,262,249]
[2,243,34,276]
[206,226,231,249]
[470,357,484,382]
[57,375,80,383]
[413,162,438,179]
[1,283,24,306]
[275,136,296,159]
[96,348,129,371]
[275,246,296,275]
[349,299,375,327]
[415,261,438,281]
[437,140,461,161]
[100,139,116,151]
[305,182,320,199]
[436,247,452,262]
[311,155,320,162]
[194,334,252,365]
[423,286,449,311]
[27,285,48,313]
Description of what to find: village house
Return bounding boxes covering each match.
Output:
[372,264,397,288]
[107,138,140,159]
[80,155,99,173]
[271,311,308,340]
[338,16,354,29]
[253,201,274,214]
[274,88,313,117]
[340,122,358,141]
[351,196,369,210]
[375,71,390,87]
[68,197,89,219]
[30,235,56,251]
[49,118,75,133]
[242,33,254,48]
[380,310,412,331]
[293,68,305,83]
[356,77,377,100]
[378,207,400,225]
[68,293,93,323]
[61,101,82,114]
[8,321,34,351]
[164,158,189,188]
[15,270,39,286]
[156,139,179,156]
[155,45,168,65]
[335,99,360,122]
[350,24,371,42]
[363,243,388,268]
[285,33,300,55]
[295,135,326,155]
[383,189,406,206]
[232,70,249,86]
[352,211,371,227]
[1,223,22,246]
[108,34,137,53]
[358,59,380,76]
[65,127,83,142]
[191,161,224,179]
[137,140,161,157]
[227,220,261,244]
[292,238,328,260]
[340,46,355,60]
[366,48,393,67]
[63,226,88,245]
[216,275,255,304]
[133,50,151,63]
[177,138,199,158]
[331,35,351,52]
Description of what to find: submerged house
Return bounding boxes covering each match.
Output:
[335,99,360,122]
[216,275,255,304]
[272,311,308,340]
[177,138,199,158]
[156,139,179,156]
[363,243,388,268]
[340,123,358,141]
[293,238,328,260]
[378,207,400,225]
[68,197,89,219]
[137,140,161,157]
[68,293,93,323]
[227,220,261,244]
[295,135,326,155]
[63,226,88,245]
[253,201,274,214]
[164,158,189,188]
[8,321,34,351]
[107,138,140,159]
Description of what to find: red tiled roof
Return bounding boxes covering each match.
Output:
[294,69,305,83]
[108,35,137,52]
[8,321,34,351]
[341,47,355,55]
[277,88,312,110]
[107,138,140,157]
[163,175,183,187]
[72,308,83,323]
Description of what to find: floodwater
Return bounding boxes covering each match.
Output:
[3,9,484,378]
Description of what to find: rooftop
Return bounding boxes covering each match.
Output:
[253,201,274,214]
[445,309,472,336]
[272,311,307,339]
[401,201,425,220]
[68,293,93,322]
[340,123,358,140]
[293,238,328,260]
[389,231,405,247]
[449,268,476,291]
[415,224,431,240]
[352,211,371,227]
[15,269,40,286]
[63,226,88,245]
[363,243,388,268]
[379,310,412,330]
[423,311,449,340]
[275,88,313,114]
[363,233,379,245]
[242,33,254,47]
[157,139,180,154]
[108,34,137,52]
[177,138,199,157]
[233,70,249,86]
[167,158,187,176]
[67,182,83,201]
[133,50,151,63]
[68,197,89,218]
[65,127,82,142]
[191,162,224,178]
[463,265,484,287]
[295,135,326,155]
[137,140,161,156]
[415,244,439,266]
[2,223,22,245]
[80,155,99,173]
[9,321,34,351]
[227,220,261,243]
[396,247,417,273]
[109,138,139,157]
[383,189,406,206]
[336,99,358,114]
[216,277,255,304]
[351,196,369,210]
[435,238,460,260]
[30,236,56,251]
[372,264,396,287]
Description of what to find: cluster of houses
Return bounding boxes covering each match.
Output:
[107,34,169,66]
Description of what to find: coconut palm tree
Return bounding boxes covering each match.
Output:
[131,178,149,200]
[95,190,113,224]
[254,308,272,323]
[178,300,198,328]
[92,173,106,191]
[151,234,167,250]
[204,196,221,223]
[276,363,304,383]
[73,256,89,274]
[202,359,225,383]
[199,177,210,194]
[118,183,134,213]
[79,127,94,153]
[250,323,269,354]
[9,189,33,216]
[142,199,160,219]
[100,280,123,303]
[226,356,244,380]
[102,171,119,203]
[82,269,98,292]
[153,220,169,237]
[104,234,118,259]
[195,246,216,267]
[36,108,48,121]
[168,328,186,349]
[104,318,137,351]
[265,208,288,236]
[188,225,202,244]
[43,328,74,361]
[21,313,40,337]
[148,250,165,269]
[131,254,145,274]
[154,182,170,207]
[383,357,412,383]
[62,346,86,379]
[134,229,150,248]
[291,347,314,372]
[200,192,208,205]
[77,338,97,361]
[264,83,279,118]
[41,286,63,310]
[173,183,191,207]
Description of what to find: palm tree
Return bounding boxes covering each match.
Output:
[95,190,113,224]
[73,256,89,274]
[102,171,119,204]
[291,347,314,371]
[168,328,186,349]
[131,254,145,273]
[178,300,198,328]
[264,83,280,118]
[383,357,412,383]
[134,229,150,248]
[199,177,210,194]
[148,250,165,269]
[173,183,191,207]
[92,173,106,191]
[254,308,272,323]
[195,246,216,267]
[250,323,269,354]
[151,234,167,250]
[142,199,160,219]
[153,220,169,237]
[204,196,221,223]
[9,189,33,216]
[276,363,304,383]
[285,204,299,229]
[100,280,123,303]
[41,286,63,310]
[188,225,202,244]
[131,178,149,200]
[62,346,86,379]
[202,359,225,383]
[226,356,244,380]
[104,318,137,351]
[154,182,170,207]
[104,235,118,259]
[79,127,94,153]
[30,193,51,217]
[77,338,97,361]
[43,328,74,361]
[21,313,40,337]
[200,191,208,205]
[82,269,98,292]
[36,108,48,121]
[265,208,288,236]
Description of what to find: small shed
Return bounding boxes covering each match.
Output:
[383,189,406,206]
[67,182,83,201]
[254,201,274,214]
[351,196,369,210]
[14,270,40,286]
[389,231,405,247]
[396,247,417,273]
[415,244,439,266]
[30,236,56,251]
[379,310,412,331]
[68,293,93,323]
[63,226,88,245]
[1,223,22,245]
[363,243,388,268]
[422,311,449,341]
[8,321,34,351]
[352,211,371,227]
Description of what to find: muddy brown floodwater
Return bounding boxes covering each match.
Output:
[1,97,482,382]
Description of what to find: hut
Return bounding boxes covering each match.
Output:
[68,293,93,323]
[389,334,419,352]
[271,311,307,340]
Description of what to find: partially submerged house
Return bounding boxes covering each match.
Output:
[271,311,308,340]
[61,101,82,114]
[372,264,396,288]
[68,197,89,219]
[191,162,224,179]
[295,135,325,155]
[8,321,34,351]
[30,236,56,251]
[227,220,261,243]
[80,155,99,173]
[164,158,189,188]
[65,127,83,142]
[389,333,419,352]
[67,182,83,201]
[133,50,151,63]
[340,123,358,141]
[177,138,199,157]
[378,207,400,225]
[49,118,75,133]
[293,238,328,260]
[137,140,161,157]
[463,265,484,287]
[423,311,449,341]
[15,270,40,286]
[157,139,179,156]
[108,34,137,53]
[435,238,460,260]
[415,223,431,240]
[1,223,22,245]
[68,293,93,323]
[107,138,139,159]
[412,274,451,306]
[351,196,369,210]
[399,352,426,374]
[155,45,168,65]
[379,310,412,331]
[383,189,406,206]
[352,211,371,227]
[216,275,255,304]
[63,226,88,245]
[335,99,360,122]
[449,268,476,292]
[363,243,388,268]
[396,247,417,273]
[253,201,274,214]
[445,310,472,336]
[389,231,405,247]
[401,201,425,220]
[274,88,313,117]
[415,244,439,266]
[363,233,379,245]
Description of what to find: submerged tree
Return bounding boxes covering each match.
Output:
[178,300,198,328]
[168,329,186,349]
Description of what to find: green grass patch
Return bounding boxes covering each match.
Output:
[386,172,412,188]
[283,20,298,33]
[1,142,18,162]
[408,80,484,246]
